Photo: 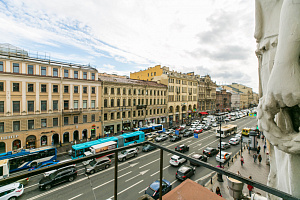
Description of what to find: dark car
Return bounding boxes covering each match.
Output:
[170,135,181,142]
[203,147,219,157]
[189,153,207,166]
[145,179,172,200]
[142,144,156,152]
[39,166,77,190]
[175,144,189,153]
[175,165,196,181]
[180,129,188,134]
[183,131,193,137]
[186,122,192,126]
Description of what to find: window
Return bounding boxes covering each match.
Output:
[41,119,47,128]
[91,114,95,122]
[64,69,69,78]
[133,111,136,117]
[83,87,87,93]
[134,89,136,95]
[0,122,3,133]
[13,121,20,131]
[128,111,131,118]
[0,61,3,72]
[53,100,58,110]
[13,101,20,113]
[154,72,156,76]
[74,100,78,109]
[104,113,107,121]
[53,85,58,93]
[91,100,95,109]
[128,99,131,106]
[64,100,69,110]
[123,88,126,95]
[117,112,120,119]
[111,88,114,94]
[53,118,58,126]
[41,101,47,111]
[27,101,34,112]
[13,63,19,73]
[41,66,46,76]
[0,101,4,113]
[74,116,78,124]
[117,99,120,107]
[28,120,34,129]
[123,99,126,106]
[104,87,108,94]
[117,88,120,95]
[28,65,34,74]
[91,73,95,80]
[41,84,47,92]
[104,99,108,107]
[133,99,136,106]
[64,86,69,93]
[83,100,87,109]
[74,71,78,79]
[53,68,58,77]
[0,82,3,91]
[151,72,153,76]
[92,87,95,94]
[83,72,87,79]
[148,73,149,77]
[13,83,19,92]
[64,117,69,125]
[28,84,34,92]
[122,112,125,118]
[111,113,114,120]
[74,86,78,93]
[128,89,131,95]
[83,115,87,123]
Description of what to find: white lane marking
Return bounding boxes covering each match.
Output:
[93,170,133,190]
[139,187,148,194]
[119,162,139,172]
[68,193,83,200]
[25,183,38,190]
[77,168,84,171]
[125,169,149,182]
[151,165,170,177]
[167,153,172,155]
[186,141,191,143]
[78,173,85,176]
[171,179,177,185]
[139,158,159,169]
[109,180,144,199]
[188,152,195,156]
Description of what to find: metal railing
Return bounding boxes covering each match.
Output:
[1,141,299,200]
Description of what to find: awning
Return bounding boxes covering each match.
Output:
[199,112,208,115]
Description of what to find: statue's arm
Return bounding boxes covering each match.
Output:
[254,0,263,42]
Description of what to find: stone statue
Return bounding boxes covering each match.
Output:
[256,0,300,199]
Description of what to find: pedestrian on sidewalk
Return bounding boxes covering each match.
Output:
[264,144,266,153]
[237,171,241,175]
[258,154,262,164]
[257,146,261,154]
[216,186,222,197]
[59,141,62,147]
[247,176,254,197]
[241,156,244,166]
[248,145,251,154]
[253,153,257,163]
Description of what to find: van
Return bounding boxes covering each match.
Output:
[0,183,24,200]
[242,128,251,136]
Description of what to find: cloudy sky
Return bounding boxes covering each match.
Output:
[0,0,258,92]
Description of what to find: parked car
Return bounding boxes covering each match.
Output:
[147,137,155,142]
[155,134,168,142]
[196,124,204,129]
[145,179,172,200]
[43,160,74,177]
[203,147,219,157]
[224,118,230,122]
[17,178,30,186]
[194,128,203,134]
[170,135,181,142]
[169,155,187,166]
[180,129,188,134]
[188,126,196,131]
[175,165,196,181]
[212,123,218,127]
[118,148,138,162]
[142,144,157,152]
[183,131,193,137]
[189,153,207,166]
[175,144,189,153]
[39,165,77,190]
[85,157,111,174]
[231,117,236,121]
[234,134,242,140]
[218,142,231,150]
[203,126,211,130]
[229,138,240,145]
[179,124,186,129]
[28,160,60,171]
[0,182,24,200]
[186,122,192,126]
[216,152,231,163]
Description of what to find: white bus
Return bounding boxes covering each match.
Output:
[0,159,9,179]
[216,124,238,138]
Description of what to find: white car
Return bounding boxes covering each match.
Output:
[188,126,196,131]
[216,152,231,163]
[224,118,230,122]
[196,125,204,129]
[212,123,217,127]
[0,182,24,200]
[231,117,236,121]
[169,155,187,166]
[179,124,186,129]
[194,120,200,123]
[229,138,240,145]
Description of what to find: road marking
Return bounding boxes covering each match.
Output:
[125,169,149,182]
[77,168,84,171]
[119,162,139,172]
[109,180,144,199]
[139,187,148,194]
[151,165,170,177]
[68,193,83,200]
[93,179,114,190]
[170,179,177,185]
[24,183,38,189]
[188,151,195,156]
[78,173,85,176]
[139,158,159,169]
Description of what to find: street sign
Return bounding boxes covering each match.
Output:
[194,133,198,139]
[175,130,179,135]
[163,128,166,132]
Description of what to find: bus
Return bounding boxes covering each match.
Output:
[242,128,251,136]
[71,131,145,159]
[216,124,238,138]
[134,124,163,135]
[0,159,9,179]
[0,146,57,173]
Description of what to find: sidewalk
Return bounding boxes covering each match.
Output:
[206,137,270,199]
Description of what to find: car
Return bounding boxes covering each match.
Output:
[224,118,230,122]
[203,147,219,157]
[180,129,188,134]
[43,159,74,177]
[212,123,217,127]
[142,144,157,152]
[235,115,240,119]
[234,134,242,140]
[218,142,231,149]
[196,124,204,129]
[146,132,159,139]
[0,182,24,200]
[231,117,236,121]
[183,131,193,137]
[203,126,211,130]
[229,138,240,145]
[118,148,138,162]
[28,160,60,171]
[194,128,203,134]
[17,177,30,186]
[189,153,207,166]
[169,155,187,166]
[39,165,77,190]
[216,152,231,163]
[85,157,111,174]
[175,144,189,153]
[194,120,201,124]
[155,134,168,142]
[170,135,181,142]
[188,126,196,131]
[186,122,192,126]
[175,165,196,181]
[147,137,155,142]
[145,179,172,200]
[179,124,186,129]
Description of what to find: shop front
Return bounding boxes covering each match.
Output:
[26,135,36,149]
[82,129,88,140]
[73,130,79,141]
[12,139,21,150]
[182,113,186,124]
[123,122,131,131]
[169,115,173,127]
[41,136,48,146]
[104,125,114,136]
[63,132,70,143]
[91,125,96,138]
[0,142,5,153]
[52,133,59,145]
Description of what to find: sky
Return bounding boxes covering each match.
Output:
[0,0,258,92]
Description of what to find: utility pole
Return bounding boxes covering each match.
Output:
[217,119,223,182]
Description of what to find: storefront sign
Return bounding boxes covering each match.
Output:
[1,135,19,140]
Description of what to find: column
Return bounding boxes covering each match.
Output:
[79,85,83,108]
[70,84,73,109]
[6,80,11,115]
[88,85,91,109]
[96,85,99,109]
[48,83,52,111]
[22,81,26,115]
[35,82,40,112]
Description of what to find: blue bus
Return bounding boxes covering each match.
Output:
[71,131,145,159]
[134,124,163,135]
[0,146,57,173]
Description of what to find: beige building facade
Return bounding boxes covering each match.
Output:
[196,75,217,114]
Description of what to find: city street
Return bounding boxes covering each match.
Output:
[19,116,257,200]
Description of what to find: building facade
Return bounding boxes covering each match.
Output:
[0,45,101,153]
[216,87,232,112]
[196,75,217,114]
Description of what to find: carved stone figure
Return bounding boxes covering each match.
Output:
[256,0,300,199]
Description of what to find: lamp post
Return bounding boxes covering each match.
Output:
[217,119,223,182]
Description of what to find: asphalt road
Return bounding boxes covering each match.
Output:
[19,116,257,200]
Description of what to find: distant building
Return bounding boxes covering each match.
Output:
[216,87,232,112]
[196,75,217,114]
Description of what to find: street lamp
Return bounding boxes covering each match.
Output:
[217,118,223,182]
